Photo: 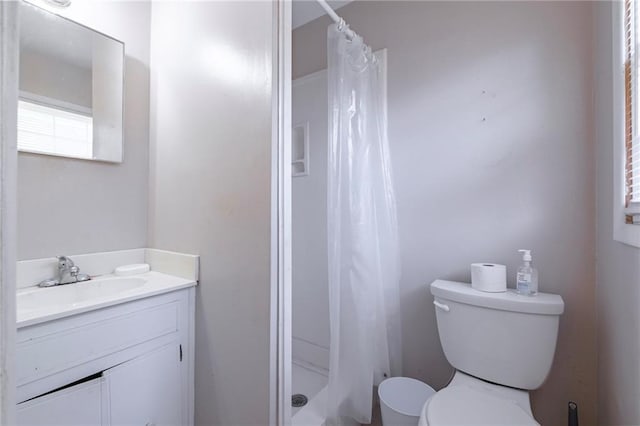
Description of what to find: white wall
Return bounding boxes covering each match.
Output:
[292,72,330,369]
[17,1,150,260]
[594,3,640,425]
[148,2,274,424]
[293,2,597,425]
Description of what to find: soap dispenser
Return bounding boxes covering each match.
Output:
[516,249,538,296]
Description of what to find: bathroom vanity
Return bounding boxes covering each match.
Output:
[15,251,197,426]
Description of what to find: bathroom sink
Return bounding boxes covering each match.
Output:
[18,277,146,313]
[16,271,196,328]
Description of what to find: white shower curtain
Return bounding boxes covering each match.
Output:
[326,22,402,426]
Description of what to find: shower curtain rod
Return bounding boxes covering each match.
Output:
[315,0,356,39]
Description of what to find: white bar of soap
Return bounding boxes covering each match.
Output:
[114,263,150,276]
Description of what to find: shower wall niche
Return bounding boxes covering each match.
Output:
[292,122,309,177]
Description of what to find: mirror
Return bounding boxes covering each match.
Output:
[18,1,124,163]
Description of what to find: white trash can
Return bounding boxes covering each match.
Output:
[378,377,436,426]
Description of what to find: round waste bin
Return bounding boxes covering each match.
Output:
[378,377,436,426]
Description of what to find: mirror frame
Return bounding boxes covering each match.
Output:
[0,1,18,424]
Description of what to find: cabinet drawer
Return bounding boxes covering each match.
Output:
[17,301,179,386]
[17,377,105,426]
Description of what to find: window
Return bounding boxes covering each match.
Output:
[624,0,640,222]
[17,99,93,159]
[615,0,640,247]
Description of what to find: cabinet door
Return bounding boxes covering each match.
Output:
[17,377,105,426]
[105,344,182,426]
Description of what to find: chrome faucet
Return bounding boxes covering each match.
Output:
[38,256,91,287]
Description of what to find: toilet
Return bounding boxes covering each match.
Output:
[419,279,564,426]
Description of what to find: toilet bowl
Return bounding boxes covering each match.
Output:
[418,371,538,426]
[420,279,564,425]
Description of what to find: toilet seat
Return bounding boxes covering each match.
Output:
[423,385,539,426]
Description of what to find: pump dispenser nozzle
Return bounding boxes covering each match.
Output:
[518,249,532,262]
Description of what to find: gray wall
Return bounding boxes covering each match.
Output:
[20,49,92,108]
[17,1,150,260]
[594,3,640,424]
[293,2,597,425]
[148,2,273,424]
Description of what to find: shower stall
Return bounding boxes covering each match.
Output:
[291,2,400,424]
[291,66,331,424]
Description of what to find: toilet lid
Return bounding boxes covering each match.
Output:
[426,386,539,426]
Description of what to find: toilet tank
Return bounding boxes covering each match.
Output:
[431,280,564,390]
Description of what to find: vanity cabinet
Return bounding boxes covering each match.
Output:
[16,287,195,426]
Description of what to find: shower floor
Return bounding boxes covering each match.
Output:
[292,361,327,416]
[291,361,384,426]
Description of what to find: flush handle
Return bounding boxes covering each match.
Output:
[433,300,450,312]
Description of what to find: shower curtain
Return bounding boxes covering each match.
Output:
[326,22,402,426]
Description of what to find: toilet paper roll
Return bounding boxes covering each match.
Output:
[471,263,507,293]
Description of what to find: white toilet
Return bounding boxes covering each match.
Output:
[418,279,564,426]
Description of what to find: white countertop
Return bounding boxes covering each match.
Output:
[17,271,196,328]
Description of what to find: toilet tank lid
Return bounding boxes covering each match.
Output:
[430,280,564,315]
